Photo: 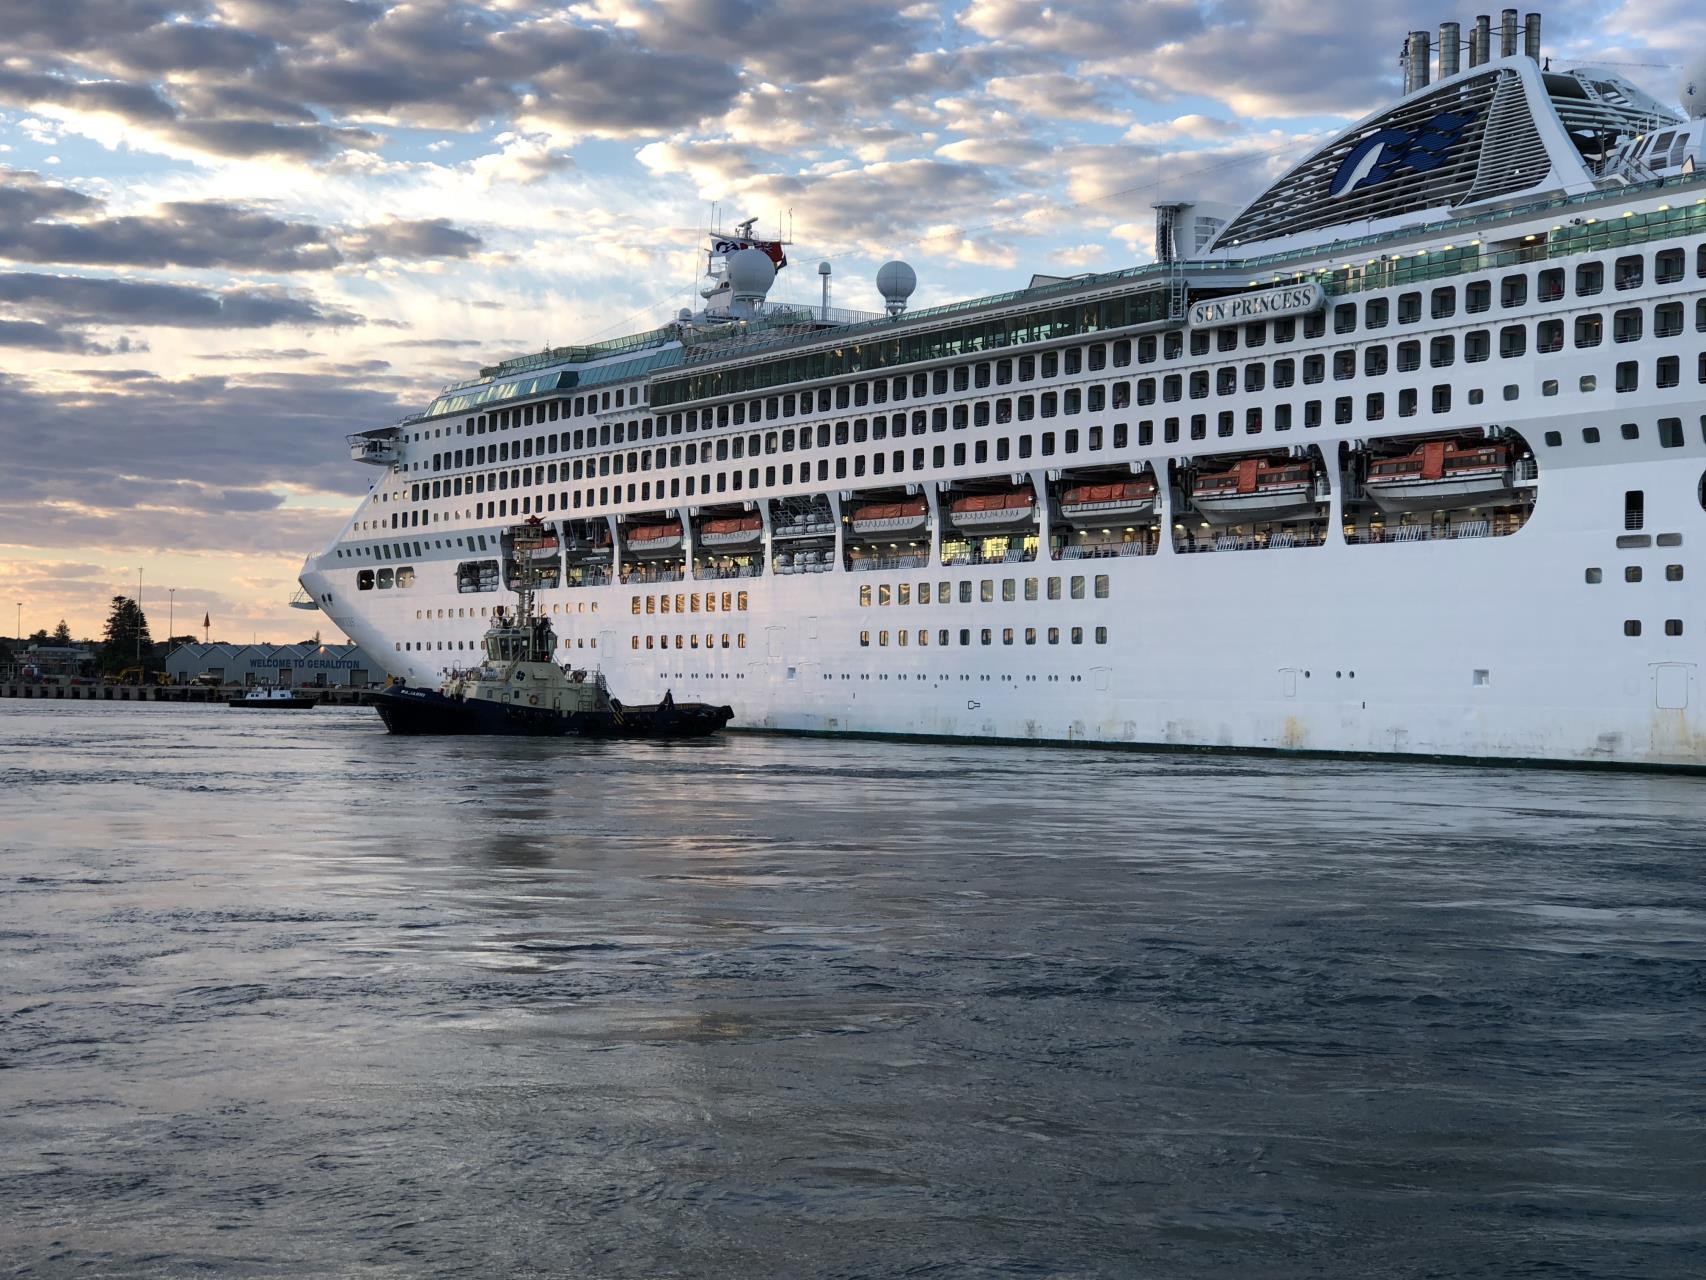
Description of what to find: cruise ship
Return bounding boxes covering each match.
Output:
[300,11,1706,768]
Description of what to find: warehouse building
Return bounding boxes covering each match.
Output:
[165,642,378,688]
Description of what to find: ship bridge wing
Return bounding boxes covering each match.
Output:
[1208,54,1679,257]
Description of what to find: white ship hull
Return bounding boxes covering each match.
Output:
[304,439,1706,768]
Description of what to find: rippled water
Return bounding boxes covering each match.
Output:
[2,702,1703,1277]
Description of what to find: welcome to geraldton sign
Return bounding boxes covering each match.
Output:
[1188,282,1325,330]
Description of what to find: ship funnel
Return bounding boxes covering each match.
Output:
[1500,8,1518,58]
[1523,11,1541,61]
[1470,14,1491,66]
[1439,21,1461,78]
[1405,30,1432,92]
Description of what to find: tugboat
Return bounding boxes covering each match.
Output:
[370,518,734,738]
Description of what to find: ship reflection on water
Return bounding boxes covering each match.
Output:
[2,702,1703,1278]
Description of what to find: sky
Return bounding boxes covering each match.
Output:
[2,0,1700,646]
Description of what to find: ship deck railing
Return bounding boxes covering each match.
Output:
[773,562,834,575]
[694,564,764,581]
[620,567,686,584]
[1054,542,1157,560]
[1174,530,1329,553]
[1346,519,1494,544]
[940,548,1036,567]
[849,554,930,572]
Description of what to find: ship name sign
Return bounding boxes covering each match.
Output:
[1189,282,1325,330]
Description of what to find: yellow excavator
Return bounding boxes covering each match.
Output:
[113,668,170,687]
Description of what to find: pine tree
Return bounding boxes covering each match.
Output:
[51,619,72,644]
[99,597,155,673]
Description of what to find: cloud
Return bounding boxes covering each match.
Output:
[960,0,1205,58]
[0,272,363,329]
[0,171,483,271]
[0,318,124,353]
[0,367,397,527]
[985,73,1131,126]
[336,217,481,262]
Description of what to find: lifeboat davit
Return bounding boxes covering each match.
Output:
[1059,478,1157,525]
[698,513,763,547]
[948,490,1034,530]
[850,499,927,537]
[1190,457,1319,526]
[624,522,683,556]
[1363,438,1515,513]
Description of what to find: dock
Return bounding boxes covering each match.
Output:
[0,683,373,706]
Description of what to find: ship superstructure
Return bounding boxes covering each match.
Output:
[302,13,1706,767]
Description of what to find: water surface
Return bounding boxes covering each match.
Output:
[2,702,1703,1277]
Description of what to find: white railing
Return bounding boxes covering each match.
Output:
[940,547,1033,567]
[850,554,929,572]
[1056,542,1155,560]
[694,563,764,580]
[621,567,685,584]
[1348,519,1496,545]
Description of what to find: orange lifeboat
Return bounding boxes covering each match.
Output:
[948,490,1034,530]
[624,522,683,555]
[850,498,928,537]
[1190,457,1318,526]
[698,513,763,547]
[1059,478,1157,525]
[1363,438,1515,513]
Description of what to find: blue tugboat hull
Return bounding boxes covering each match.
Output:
[371,686,732,738]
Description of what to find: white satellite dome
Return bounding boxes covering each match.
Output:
[725,247,777,296]
[877,260,917,316]
[1683,55,1706,118]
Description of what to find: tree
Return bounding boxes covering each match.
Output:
[100,596,155,673]
[51,619,72,644]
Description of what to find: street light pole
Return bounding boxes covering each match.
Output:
[168,588,176,644]
[136,567,143,666]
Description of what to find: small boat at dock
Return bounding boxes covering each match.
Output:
[228,687,317,710]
